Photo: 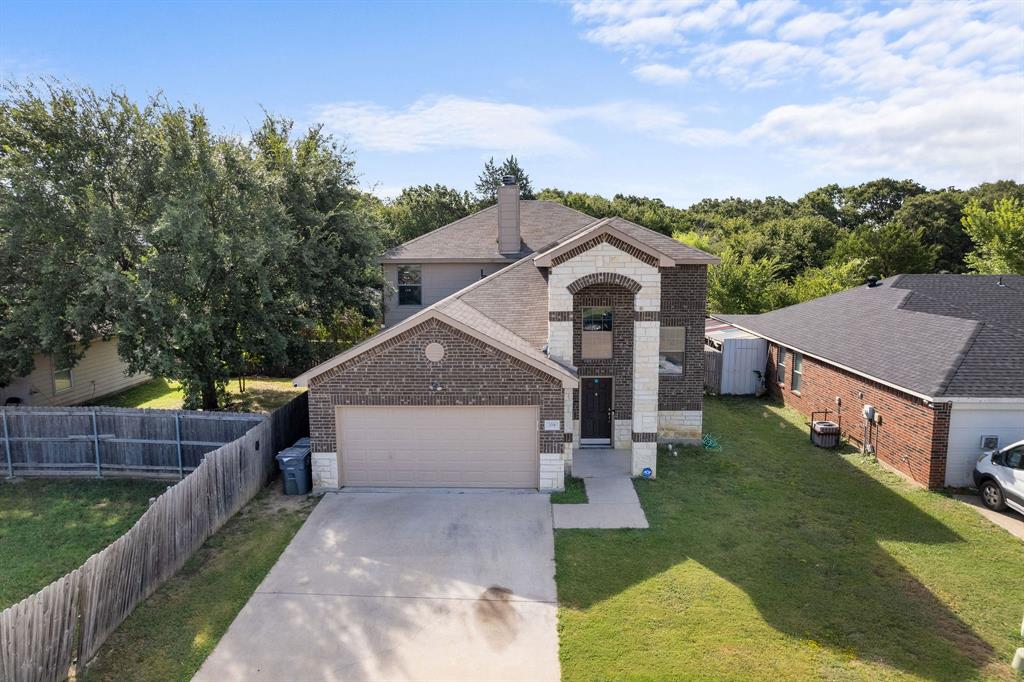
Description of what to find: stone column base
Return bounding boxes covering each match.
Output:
[658,410,703,445]
[311,452,339,490]
[631,441,658,478]
[540,451,566,492]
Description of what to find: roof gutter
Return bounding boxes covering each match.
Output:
[379,257,516,265]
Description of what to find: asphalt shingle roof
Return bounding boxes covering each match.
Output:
[717,274,1024,399]
[380,201,597,262]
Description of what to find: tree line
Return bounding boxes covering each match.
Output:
[2,83,1020,408]
[372,165,1023,314]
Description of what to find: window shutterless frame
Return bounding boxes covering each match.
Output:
[792,352,803,392]
[581,306,613,360]
[776,347,787,385]
[397,265,422,306]
[659,326,685,375]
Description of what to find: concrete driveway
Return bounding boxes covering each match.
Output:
[194,490,560,682]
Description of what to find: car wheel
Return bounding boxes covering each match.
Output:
[979,480,1007,511]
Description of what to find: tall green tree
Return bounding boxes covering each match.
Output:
[961,198,1024,275]
[0,82,161,385]
[839,178,927,229]
[707,251,790,314]
[1,84,383,408]
[376,184,473,248]
[892,189,970,272]
[475,155,534,203]
[830,222,938,277]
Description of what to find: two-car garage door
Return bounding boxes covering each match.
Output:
[337,406,539,488]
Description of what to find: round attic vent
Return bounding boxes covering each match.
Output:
[424,342,445,362]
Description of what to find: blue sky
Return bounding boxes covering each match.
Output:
[2,0,1022,206]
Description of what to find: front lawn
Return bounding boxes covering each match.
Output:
[81,486,317,681]
[556,397,1024,681]
[0,478,167,610]
[93,377,303,413]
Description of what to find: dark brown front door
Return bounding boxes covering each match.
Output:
[581,377,612,441]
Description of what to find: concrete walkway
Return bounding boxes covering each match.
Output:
[552,450,649,529]
[194,490,560,682]
[953,494,1024,541]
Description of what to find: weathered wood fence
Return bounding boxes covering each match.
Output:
[704,346,723,395]
[0,392,309,682]
[0,406,263,479]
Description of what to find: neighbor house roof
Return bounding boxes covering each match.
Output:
[715,274,1024,400]
[380,200,597,263]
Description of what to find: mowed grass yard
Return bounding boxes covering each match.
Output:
[81,487,316,682]
[0,478,167,609]
[557,397,1024,681]
[93,376,302,413]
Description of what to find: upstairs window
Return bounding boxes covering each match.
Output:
[53,362,73,393]
[397,265,422,306]
[776,347,787,385]
[792,353,803,392]
[581,306,613,359]
[659,326,685,375]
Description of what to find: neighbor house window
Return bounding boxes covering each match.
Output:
[792,353,803,392]
[581,306,613,359]
[397,265,422,306]
[776,347,787,385]
[659,326,685,374]
[53,362,73,393]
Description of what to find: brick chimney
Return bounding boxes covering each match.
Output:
[497,175,521,255]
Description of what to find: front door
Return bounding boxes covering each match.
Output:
[581,377,612,444]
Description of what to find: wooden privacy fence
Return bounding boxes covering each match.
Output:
[0,406,263,480]
[0,391,309,682]
[704,346,723,395]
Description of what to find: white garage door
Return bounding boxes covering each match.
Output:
[946,403,1024,487]
[337,406,539,488]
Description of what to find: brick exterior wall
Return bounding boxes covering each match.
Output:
[308,318,565,458]
[659,265,707,411]
[572,283,635,420]
[766,343,951,488]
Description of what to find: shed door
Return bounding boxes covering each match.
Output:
[337,406,539,488]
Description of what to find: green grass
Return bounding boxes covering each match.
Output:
[556,397,1024,682]
[0,478,167,610]
[551,476,589,504]
[93,377,303,413]
[81,486,317,682]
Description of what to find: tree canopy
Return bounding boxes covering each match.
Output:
[0,82,383,408]
[475,155,534,203]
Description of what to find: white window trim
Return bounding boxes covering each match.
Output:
[777,347,787,386]
[397,265,423,307]
[791,352,803,393]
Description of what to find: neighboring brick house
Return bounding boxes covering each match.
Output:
[294,178,719,491]
[716,275,1024,489]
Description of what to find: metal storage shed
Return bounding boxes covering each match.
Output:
[704,319,768,395]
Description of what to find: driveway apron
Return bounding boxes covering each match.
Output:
[193,490,560,682]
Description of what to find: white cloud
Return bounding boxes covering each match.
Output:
[632,63,692,85]
[744,73,1024,185]
[776,11,848,41]
[317,97,581,154]
[568,0,1024,187]
[316,96,726,154]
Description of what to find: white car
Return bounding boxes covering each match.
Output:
[974,439,1024,514]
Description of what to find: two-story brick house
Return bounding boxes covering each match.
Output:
[294,177,718,491]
